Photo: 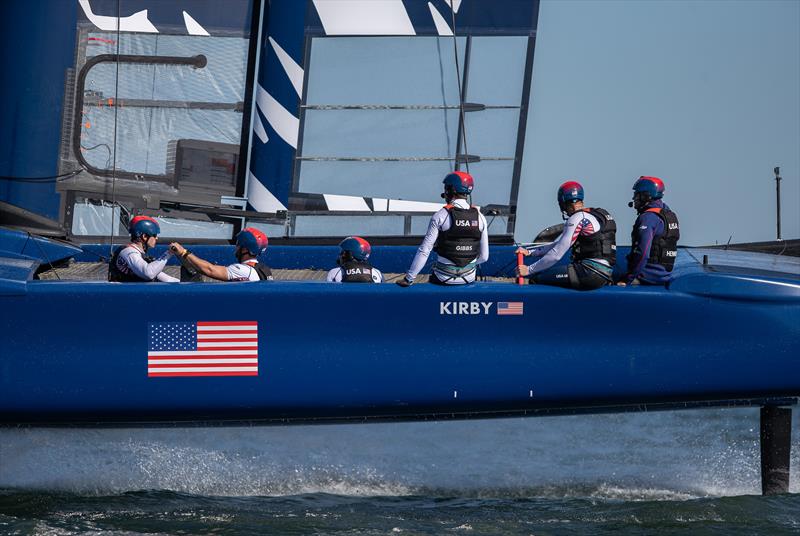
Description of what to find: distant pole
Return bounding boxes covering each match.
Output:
[774,167,782,240]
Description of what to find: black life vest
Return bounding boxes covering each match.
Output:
[108,245,154,282]
[253,262,274,281]
[631,207,680,271]
[340,260,376,283]
[572,208,617,265]
[435,205,482,267]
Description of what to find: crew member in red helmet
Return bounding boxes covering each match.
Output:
[516,181,616,290]
[170,227,274,282]
[108,216,178,283]
[398,171,489,286]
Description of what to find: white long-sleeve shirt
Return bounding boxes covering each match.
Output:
[526,210,610,274]
[226,259,270,281]
[116,244,178,282]
[405,198,489,284]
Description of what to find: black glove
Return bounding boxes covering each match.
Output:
[396,276,413,287]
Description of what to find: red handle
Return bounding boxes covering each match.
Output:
[517,252,524,285]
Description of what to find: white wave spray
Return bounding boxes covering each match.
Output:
[1,408,797,498]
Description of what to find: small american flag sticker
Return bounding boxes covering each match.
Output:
[148,321,258,377]
[497,302,524,316]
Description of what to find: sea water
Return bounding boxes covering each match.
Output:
[0,408,798,535]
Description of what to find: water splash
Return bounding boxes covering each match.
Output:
[1,409,797,498]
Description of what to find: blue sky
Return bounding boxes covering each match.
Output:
[516,0,800,245]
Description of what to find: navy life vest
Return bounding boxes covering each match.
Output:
[108,245,153,282]
[340,260,376,283]
[435,205,481,267]
[572,208,617,266]
[631,207,680,271]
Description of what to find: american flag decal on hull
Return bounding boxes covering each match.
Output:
[147,321,258,377]
[497,302,524,316]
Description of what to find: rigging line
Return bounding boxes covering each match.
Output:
[26,231,61,280]
[0,169,83,182]
[108,0,121,258]
[296,156,512,162]
[449,1,469,174]
[301,104,518,110]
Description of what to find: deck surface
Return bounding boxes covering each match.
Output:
[36,261,515,283]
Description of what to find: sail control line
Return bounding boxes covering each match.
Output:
[449,1,470,179]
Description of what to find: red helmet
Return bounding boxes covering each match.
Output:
[339,236,371,261]
[236,227,268,256]
[442,171,474,195]
[128,216,160,239]
[557,181,584,206]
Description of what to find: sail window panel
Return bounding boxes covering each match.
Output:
[80,107,241,176]
[70,199,126,237]
[86,32,158,57]
[301,109,460,159]
[80,35,247,176]
[293,215,406,237]
[154,218,233,239]
[463,109,521,159]
[299,161,454,202]
[148,36,248,104]
[465,36,528,106]
[307,37,466,106]
[299,160,512,208]
[82,37,245,103]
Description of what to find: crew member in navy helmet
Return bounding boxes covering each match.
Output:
[108,215,179,282]
[327,236,383,283]
[169,227,274,282]
[397,171,489,286]
[515,181,616,290]
[620,176,680,285]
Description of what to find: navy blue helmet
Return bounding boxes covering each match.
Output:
[339,236,371,261]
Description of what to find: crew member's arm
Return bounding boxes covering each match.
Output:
[476,213,490,265]
[170,243,229,281]
[156,271,179,283]
[524,212,585,275]
[372,268,384,283]
[123,247,177,282]
[517,241,557,259]
[403,212,442,282]
[625,214,659,283]
[326,268,342,282]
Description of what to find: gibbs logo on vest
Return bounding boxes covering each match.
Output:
[435,206,482,267]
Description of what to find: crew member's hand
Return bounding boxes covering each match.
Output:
[515,265,530,277]
[170,242,186,257]
[616,281,627,287]
[515,247,531,257]
[396,276,413,287]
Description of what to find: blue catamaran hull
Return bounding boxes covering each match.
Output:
[1,239,797,426]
